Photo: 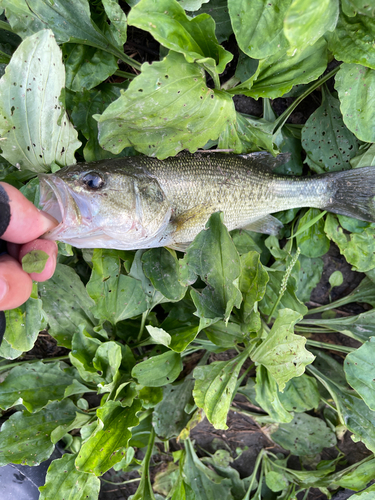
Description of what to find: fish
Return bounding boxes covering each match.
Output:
[38,152,375,251]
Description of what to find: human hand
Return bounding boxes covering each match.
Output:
[0,182,58,341]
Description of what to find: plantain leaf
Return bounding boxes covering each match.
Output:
[254,365,293,423]
[132,350,183,387]
[296,209,330,258]
[39,453,100,500]
[0,29,80,172]
[344,337,375,411]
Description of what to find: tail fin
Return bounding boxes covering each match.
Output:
[322,167,375,222]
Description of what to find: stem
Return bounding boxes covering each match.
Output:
[101,477,141,485]
[221,75,241,91]
[0,355,70,373]
[295,326,332,333]
[306,339,355,353]
[114,69,137,79]
[242,449,266,500]
[137,310,148,342]
[272,66,341,134]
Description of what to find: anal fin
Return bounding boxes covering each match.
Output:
[242,214,283,235]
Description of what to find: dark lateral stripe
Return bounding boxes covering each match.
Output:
[0,184,10,238]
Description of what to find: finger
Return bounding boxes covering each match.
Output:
[19,239,58,282]
[0,254,33,310]
[0,182,58,244]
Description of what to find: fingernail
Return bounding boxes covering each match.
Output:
[38,210,58,233]
[0,184,11,238]
[0,311,5,344]
[0,277,8,302]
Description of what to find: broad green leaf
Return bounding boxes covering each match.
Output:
[102,0,127,46]
[344,338,375,411]
[92,341,123,393]
[284,0,339,53]
[71,84,124,162]
[0,29,80,172]
[235,40,328,99]
[75,399,141,476]
[325,214,375,273]
[335,63,375,143]
[254,365,292,423]
[296,255,324,303]
[158,303,200,352]
[296,209,330,257]
[142,248,186,301]
[39,453,100,500]
[153,374,195,439]
[39,264,97,348]
[62,43,118,92]
[95,51,235,159]
[265,471,289,493]
[301,87,359,173]
[183,438,234,500]
[0,338,23,360]
[310,364,375,453]
[128,0,232,75]
[302,310,375,343]
[0,361,78,412]
[181,212,242,323]
[228,0,290,59]
[334,458,375,492]
[205,320,246,348]
[351,143,375,168]
[69,328,103,385]
[270,412,337,456]
[138,386,163,409]
[131,351,183,387]
[21,250,49,273]
[2,0,125,59]
[238,251,268,331]
[326,11,375,69]
[191,0,233,43]
[351,485,375,499]
[179,0,209,10]
[153,462,180,498]
[3,283,43,351]
[86,249,148,325]
[193,349,249,430]
[278,374,320,413]
[129,250,167,310]
[341,0,375,16]
[218,112,279,155]
[252,309,314,391]
[0,399,77,466]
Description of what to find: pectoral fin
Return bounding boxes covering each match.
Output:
[168,204,217,249]
[242,214,283,235]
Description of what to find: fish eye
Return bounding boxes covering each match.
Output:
[81,172,105,190]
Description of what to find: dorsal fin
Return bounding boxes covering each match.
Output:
[239,152,291,171]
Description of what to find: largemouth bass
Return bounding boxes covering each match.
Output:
[39,152,375,251]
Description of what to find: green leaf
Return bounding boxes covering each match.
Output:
[228,0,290,59]
[0,399,77,466]
[0,361,79,412]
[252,309,314,391]
[302,310,375,343]
[329,270,344,288]
[341,0,375,16]
[301,86,359,173]
[95,51,235,158]
[131,351,183,387]
[3,0,125,60]
[270,412,337,456]
[191,0,233,43]
[254,365,293,423]
[326,11,375,69]
[128,0,232,75]
[351,143,375,168]
[235,40,328,99]
[39,453,100,500]
[21,250,49,273]
[75,399,141,476]
[138,385,163,409]
[334,458,375,492]
[265,470,289,493]
[86,249,148,325]
[278,374,320,413]
[284,0,339,54]
[335,63,375,143]
[296,209,330,257]
[344,338,375,411]
[193,349,249,429]
[3,283,44,351]
[71,84,125,162]
[62,43,118,92]
[183,438,234,500]
[153,374,195,439]
[39,264,97,348]
[159,309,200,352]
[296,255,324,303]
[102,0,127,46]
[142,248,186,301]
[181,212,242,323]
[238,251,268,331]
[0,29,80,172]
[324,214,375,273]
[205,320,246,348]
